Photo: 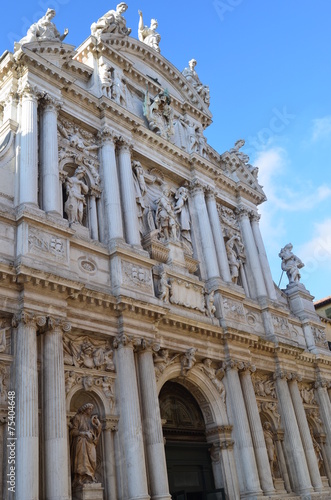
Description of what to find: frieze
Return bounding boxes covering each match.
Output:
[252,373,277,399]
[169,278,206,313]
[28,227,67,261]
[298,383,317,406]
[63,335,115,372]
[311,326,328,349]
[122,261,153,293]
[223,298,246,321]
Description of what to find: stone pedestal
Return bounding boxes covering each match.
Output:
[72,483,104,500]
[285,283,318,321]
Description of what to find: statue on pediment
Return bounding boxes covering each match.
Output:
[143,89,174,140]
[279,243,304,284]
[14,9,68,51]
[182,59,210,107]
[70,403,102,487]
[91,3,131,39]
[64,167,88,225]
[138,11,161,53]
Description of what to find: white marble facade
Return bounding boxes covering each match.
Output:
[0,5,330,500]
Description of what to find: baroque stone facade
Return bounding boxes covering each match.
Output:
[0,5,330,500]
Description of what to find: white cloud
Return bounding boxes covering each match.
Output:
[311,116,331,142]
[298,219,331,277]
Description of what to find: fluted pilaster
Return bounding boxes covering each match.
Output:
[113,334,150,500]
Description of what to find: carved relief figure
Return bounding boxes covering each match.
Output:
[199,359,225,403]
[158,271,171,302]
[143,89,174,140]
[153,349,170,379]
[64,167,88,225]
[155,186,178,241]
[58,122,99,153]
[111,69,127,106]
[63,336,115,372]
[138,11,161,52]
[91,3,131,38]
[182,59,210,106]
[100,63,113,97]
[279,243,304,284]
[15,9,68,50]
[0,327,6,353]
[309,426,324,472]
[263,422,277,479]
[181,348,197,376]
[205,291,217,318]
[225,235,241,284]
[174,186,192,249]
[70,403,102,487]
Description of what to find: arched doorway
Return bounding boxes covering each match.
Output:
[159,381,225,500]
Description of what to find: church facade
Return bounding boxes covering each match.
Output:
[0,5,331,500]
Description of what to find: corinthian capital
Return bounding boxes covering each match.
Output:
[40,93,63,112]
[117,135,134,151]
[235,205,251,221]
[113,333,134,350]
[204,185,217,200]
[250,212,261,223]
[18,82,42,102]
[98,126,119,145]
[189,178,205,196]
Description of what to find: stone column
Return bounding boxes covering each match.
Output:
[288,376,323,492]
[315,377,331,466]
[239,365,276,495]
[41,94,62,215]
[117,139,141,246]
[103,419,118,500]
[113,334,150,500]
[19,84,39,206]
[43,317,71,500]
[89,188,100,241]
[136,342,171,500]
[274,370,313,495]
[250,213,277,300]
[99,127,124,243]
[223,360,262,496]
[237,207,267,298]
[14,311,42,500]
[190,180,220,279]
[205,188,232,282]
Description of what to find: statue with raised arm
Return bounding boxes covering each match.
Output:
[91,3,131,39]
[138,11,161,53]
[64,167,88,225]
[15,9,68,51]
[182,59,210,106]
[70,403,102,487]
[279,243,304,284]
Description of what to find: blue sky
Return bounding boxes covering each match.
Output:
[1,0,331,300]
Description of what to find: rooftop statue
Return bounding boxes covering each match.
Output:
[138,10,161,53]
[279,243,304,284]
[182,59,210,107]
[91,3,131,39]
[14,9,68,51]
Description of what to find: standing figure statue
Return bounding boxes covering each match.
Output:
[15,9,68,51]
[144,89,174,140]
[64,167,88,225]
[70,403,102,487]
[91,3,131,39]
[263,422,277,479]
[158,271,171,302]
[279,243,304,284]
[100,63,113,97]
[182,59,210,107]
[138,11,161,52]
[155,186,178,241]
[174,186,192,249]
[226,235,241,284]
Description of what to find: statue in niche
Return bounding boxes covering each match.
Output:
[111,69,127,106]
[0,327,6,353]
[132,161,155,236]
[64,167,88,225]
[205,291,217,318]
[174,186,192,249]
[196,128,208,157]
[309,426,324,472]
[143,89,174,140]
[100,63,113,98]
[182,59,210,107]
[14,8,68,51]
[138,11,161,52]
[263,422,277,479]
[279,243,304,284]
[181,347,197,376]
[158,271,171,302]
[199,359,225,402]
[183,120,199,153]
[91,3,131,39]
[155,185,179,241]
[70,403,102,487]
[225,234,241,284]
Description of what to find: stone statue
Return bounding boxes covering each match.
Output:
[153,349,171,379]
[64,167,88,225]
[174,186,192,248]
[182,59,210,107]
[100,63,113,97]
[65,371,76,394]
[199,359,225,402]
[143,89,174,140]
[181,347,197,376]
[158,271,171,302]
[15,9,68,51]
[196,128,208,157]
[205,291,217,318]
[155,186,178,241]
[0,327,6,353]
[279,243,304,284]
[263,422,277,478]
[309,426,324,472]
[225,235,241,284]
[91,3,131,39]
[112,69,127,106]
[70,403,102,487]
[138,11,161,52]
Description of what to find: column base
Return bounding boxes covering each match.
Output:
[151,495,172,500]
[72,483,104,500]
